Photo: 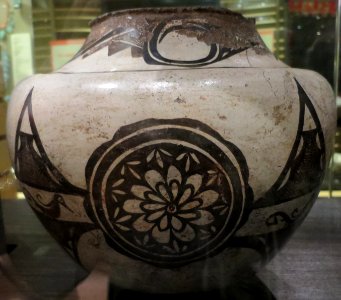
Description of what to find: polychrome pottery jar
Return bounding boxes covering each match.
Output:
[6,7,336,292]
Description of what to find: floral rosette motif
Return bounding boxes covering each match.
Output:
[121,162,224,247]
[86,119,252,266]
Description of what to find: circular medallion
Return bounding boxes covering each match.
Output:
[86,119,252,266]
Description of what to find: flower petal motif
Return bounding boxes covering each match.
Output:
[176,153,186,160]
[156,151,164,168]
[178,212,197,219]
[181,200,201,211]
[147,211,164,221]
[185,157,191,172]
[129,167,141,180]
[123,200,144,214]
[159,215,168,230]
[152,227,170,244]
[160,149,171,156]
[178,187,192,205]
[114,207,120,218]
[142,203,166,211]
[116,224,130,231]
[186,174,202,193]
[157,183,170,202]
[116,215,132,223]
[147,150,155,162]
[131,185,151,199]
[112,178,124,188]
[170,181,179,199]
[147,193,167,204]
[120,165,125,175]
[127,161,141,165]
[190,210,214,226]
[196,190,219,208]
[190,153,200,164]
[171,216,183,231]
[173,224,195,242]
[206,175,217,187]
[115,147,227,251]
[145,170,164,191]
[112,189,126,195]
[167,165,182,185]
[133,215,154,232]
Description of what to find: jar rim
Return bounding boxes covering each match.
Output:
[90,6,246,27]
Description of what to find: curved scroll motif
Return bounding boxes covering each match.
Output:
[143,19,247,67]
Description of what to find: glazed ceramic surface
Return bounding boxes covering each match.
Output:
[7,7,336,292]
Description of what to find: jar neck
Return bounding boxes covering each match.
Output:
[88,7,266,53]
[59,7,285,73]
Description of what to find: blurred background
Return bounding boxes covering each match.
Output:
[0,0,340,196]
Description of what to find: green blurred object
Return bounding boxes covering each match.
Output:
[101,0,220,12]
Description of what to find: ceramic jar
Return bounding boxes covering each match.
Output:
[6,7,336,292]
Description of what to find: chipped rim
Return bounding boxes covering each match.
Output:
[90,6,248,27]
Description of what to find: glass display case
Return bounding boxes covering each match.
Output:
[0,1,340,299]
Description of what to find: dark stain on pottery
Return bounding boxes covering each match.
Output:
[174,97,186,103]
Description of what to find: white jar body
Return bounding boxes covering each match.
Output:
[6,66,335,292]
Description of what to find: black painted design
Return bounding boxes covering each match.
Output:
[85,119,253,266]
[229,190,319,262]
[265,208,299,227]
[24,189,73,219]
[229,79,326,261]
[75,18,247,67]
[13,76,326,268]
[74,27,143,60]
[253,79,325,209]
[14,89,90,260]
[14,88,86,196]
[143,19,247,67]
